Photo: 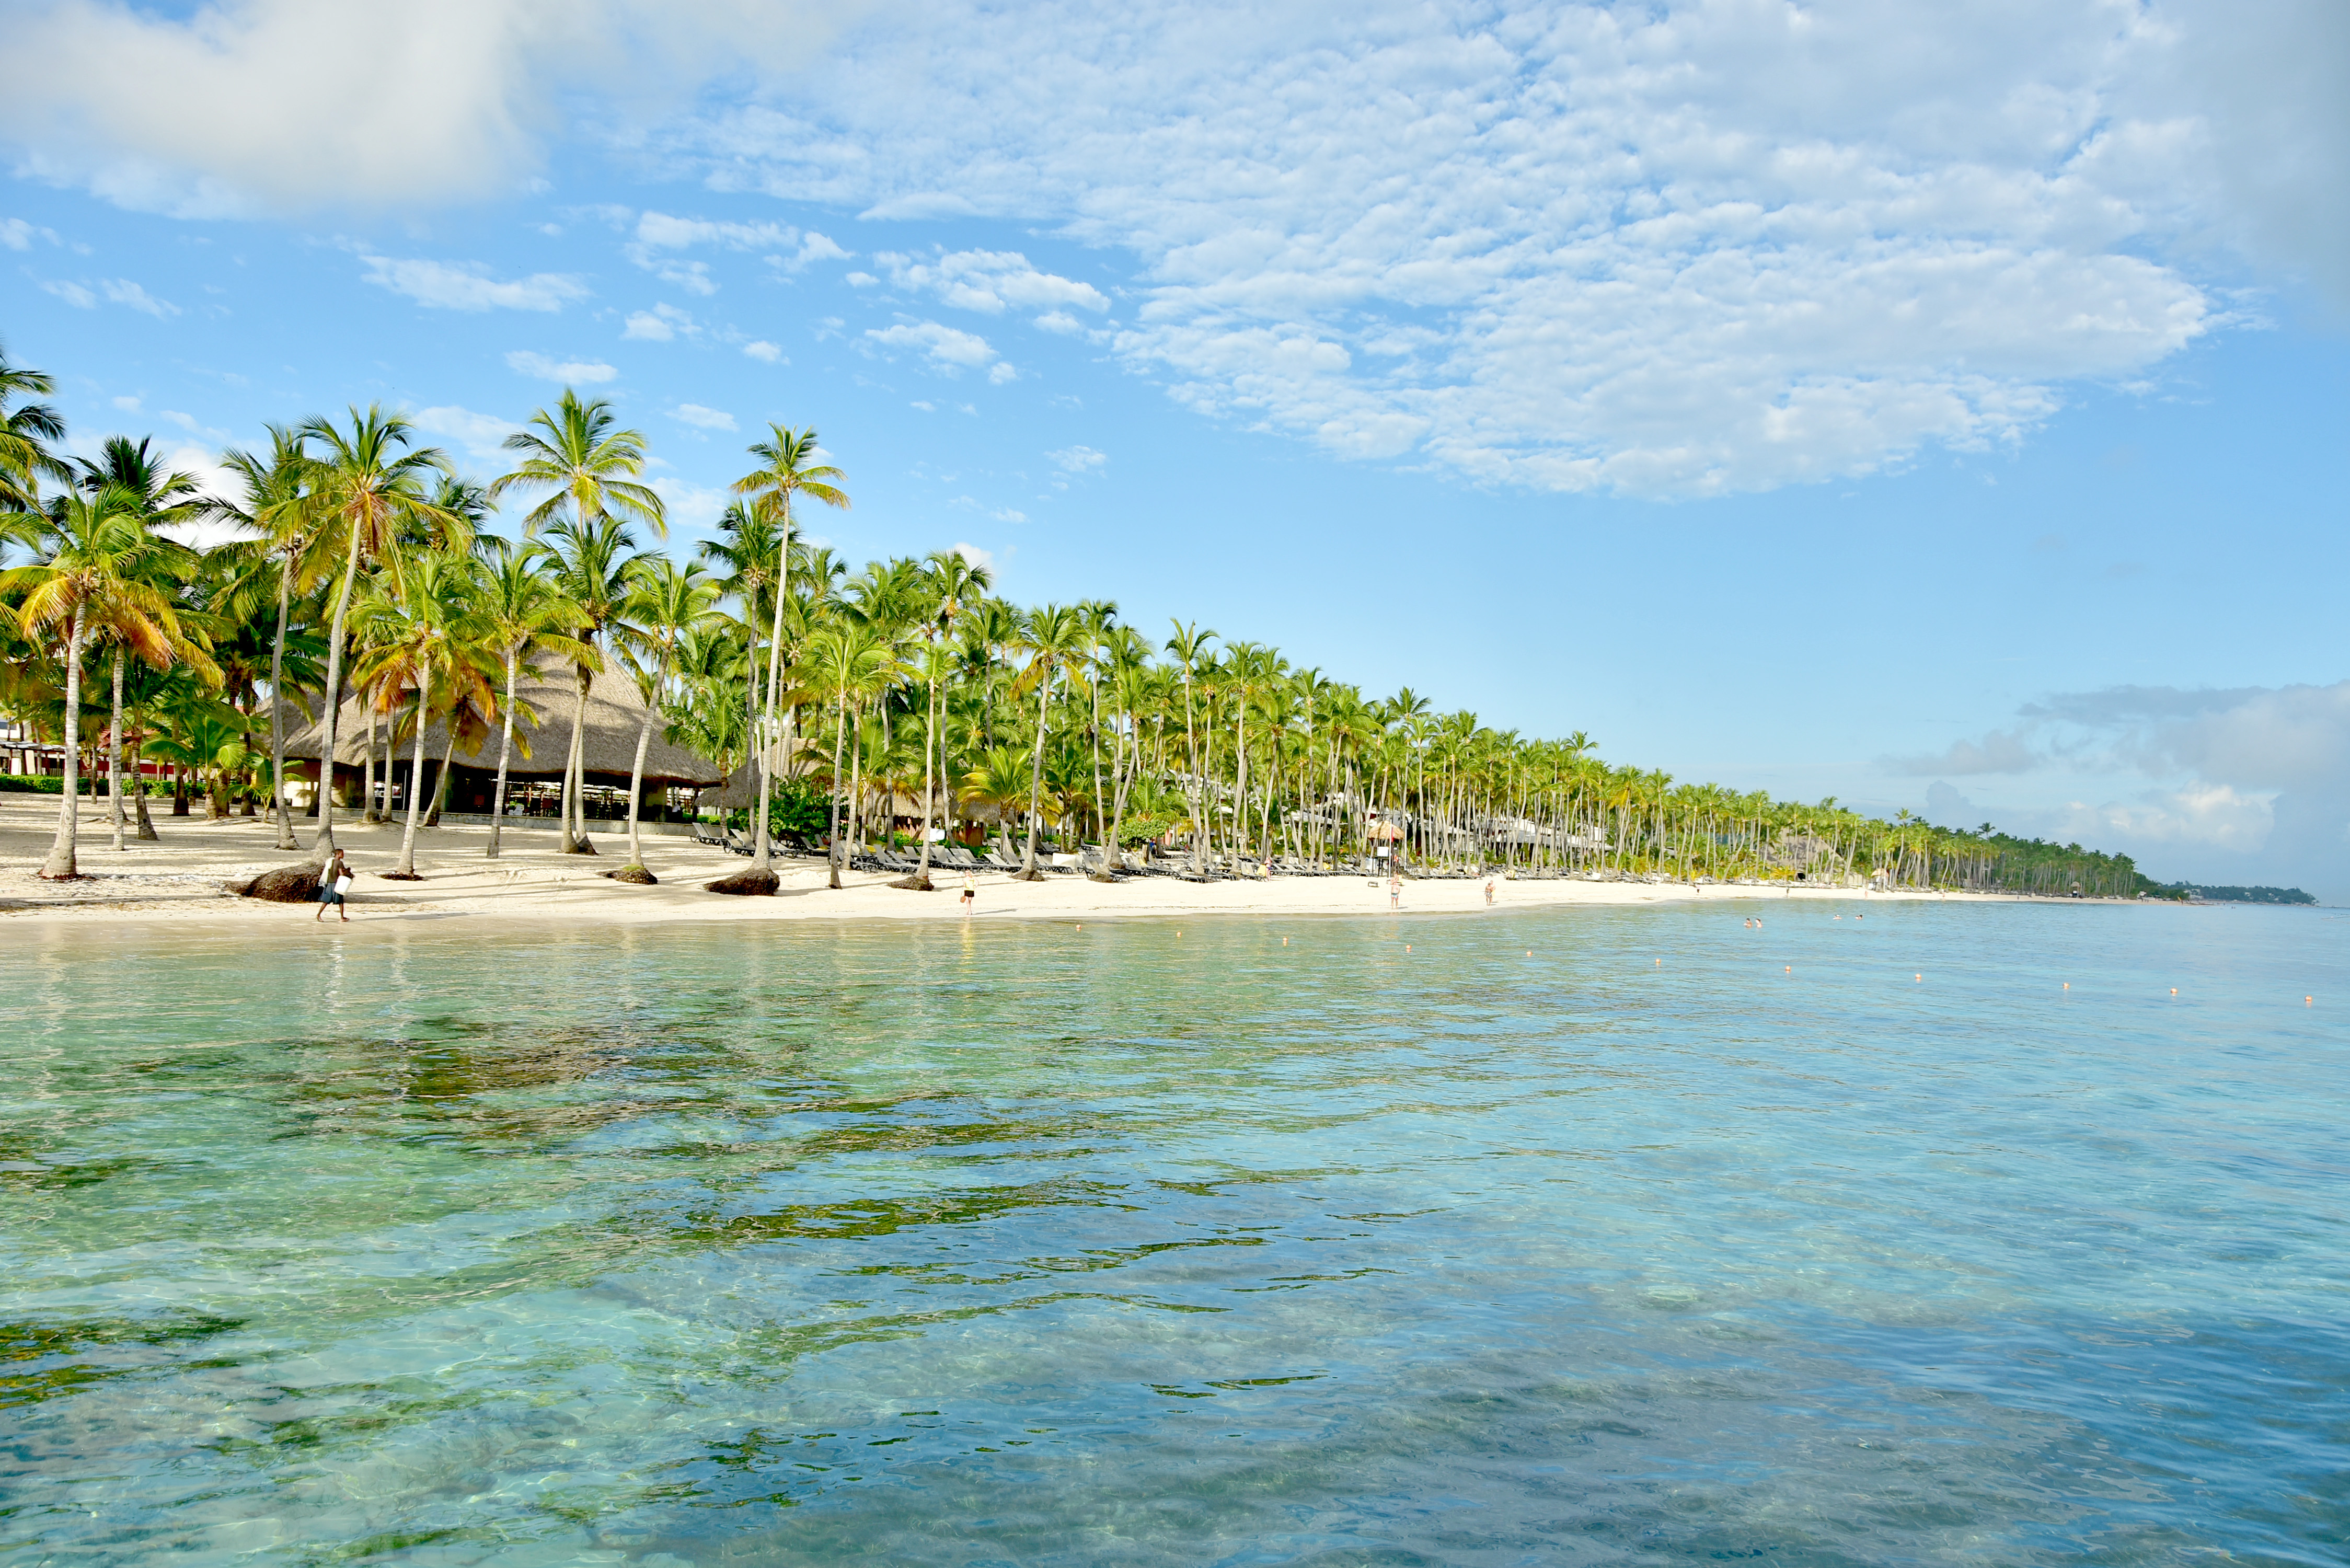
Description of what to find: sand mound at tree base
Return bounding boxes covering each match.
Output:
[227,865,320,902]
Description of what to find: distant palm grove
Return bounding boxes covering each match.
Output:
[1,340,2159,897]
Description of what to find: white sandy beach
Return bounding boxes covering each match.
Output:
[0,793,2051,930]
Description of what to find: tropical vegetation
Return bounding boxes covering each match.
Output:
[0,343,2171,897]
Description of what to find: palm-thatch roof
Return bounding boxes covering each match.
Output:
[282,657,723,786]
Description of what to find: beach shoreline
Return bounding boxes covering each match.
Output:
[0,794,2126,932]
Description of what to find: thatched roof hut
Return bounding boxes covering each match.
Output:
[282,658,723,792]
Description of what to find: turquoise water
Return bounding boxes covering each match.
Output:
[2,902,2343,1566]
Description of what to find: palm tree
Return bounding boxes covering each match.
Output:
[0,341,68,523]
[3,485,194,878]
[73,438,205,851]
[1009,603,1084,879]
[730,425,848,871]
[485,389,665,537]
[351,549,491,879]
[211,425,325,849]
[615,556,717,871]
[803,617,894,889]
[906,549,992,889]
[476,538,591,858]
[297,406,463,860]
[1164,619,1217,873]
[542,515,646,852]
[958,745,1033,861]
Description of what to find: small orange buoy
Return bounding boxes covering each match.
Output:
[1915,974,1921,982]
[2171,988,2177,996]
[1526,950,1532,957]
[1282,937,1288,946]
[1655,958,1662,967]
[1406,944,1412,953]
[2063,982,2069,990]
[1785,965,1791,974]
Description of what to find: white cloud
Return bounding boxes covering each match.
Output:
[110,394,141,412]
[413,403,521,463]
[986,361,1018,385]
[34,274,176,315]
[99,278,178,317]
[865,318,999,374]
[876,248,1109,318]
[622,302,698,340]
[648,476,731,533]
[991,507,1027,523]
[669,402,738,431]
[742,339,785,362]
[505,349,618,383]
[618,210,849,291]
[1,218,54,250]
[0,0,838,217]
[160,409,228,440]
[951,541,996,575]
[1047,444,1107,474]
[362,254,589,312]
[671,0,2345,496]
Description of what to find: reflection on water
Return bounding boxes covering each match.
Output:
[0,904,2344,1564]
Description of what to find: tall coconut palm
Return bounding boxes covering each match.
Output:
[904,549,992,889]
[542,515,647,852]
[697,501,788,775]
[3,485,193,878]
[0,341,68,524]
[296,406,463,860]
[211,425,325,848]
[1009,603,1085,879]
[73,437,205,851]
[476,538,591,858]
[615,556,717,871]
[803,617,894,889]
[1164,619,1218,873]
[730,425,848,871]
[485,389,665,538]
[351,549,492,879]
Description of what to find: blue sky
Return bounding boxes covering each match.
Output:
[5,0,2346,896]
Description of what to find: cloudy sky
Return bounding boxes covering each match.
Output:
[4,0,2345,895]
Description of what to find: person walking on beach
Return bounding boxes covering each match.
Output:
[960,872,976,915]
[1484,876,1496,906]
[314,849,352,923]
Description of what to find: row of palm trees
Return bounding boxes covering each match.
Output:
[1,340,2156,897]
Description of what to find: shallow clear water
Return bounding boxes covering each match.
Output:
[1,900,2344,1566]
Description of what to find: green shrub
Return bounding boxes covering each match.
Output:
[0,775,66,795]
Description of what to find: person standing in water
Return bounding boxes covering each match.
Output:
[314,848,352,923]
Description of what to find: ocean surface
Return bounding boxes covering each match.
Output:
[1,899,2342,1566]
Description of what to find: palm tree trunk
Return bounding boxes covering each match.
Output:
[826,698,846,890]
[753,535,790,871]
[1018,668,1049,878]
[108,649,126,852]
[426,723,457,827]
[561,664,590,852]
[268,562,297,848]
[133,757,158,840]
[362,695,381,822]
[911,666,939,888]
[395,659,430,877]
[311,532,365,859]
[489,646,518,858]
[625,709,653,867]
[40,606,88,879]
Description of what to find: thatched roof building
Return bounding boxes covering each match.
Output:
[282,658,723,811]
